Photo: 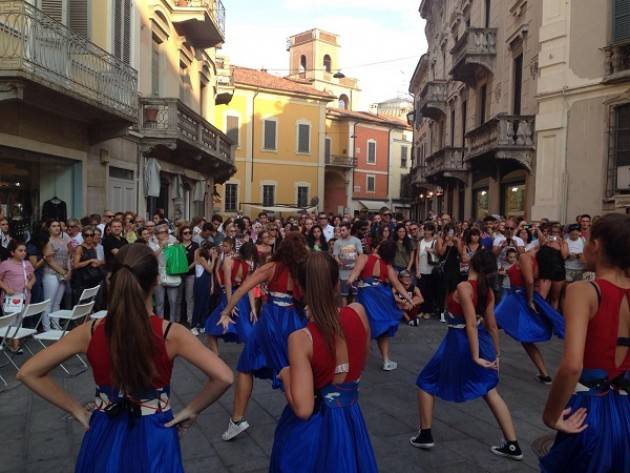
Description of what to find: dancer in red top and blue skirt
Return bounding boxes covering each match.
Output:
[541,213,630,473]
[17,243,233,472]
[347,240,416,371]
[206,242,257,353]
[270,252,378,473]
[218,232,309,441]
[495,247,565,384]
[410,250,524,461]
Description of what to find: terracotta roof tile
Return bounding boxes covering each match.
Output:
[327,108,410,129]
[232,66,335,100]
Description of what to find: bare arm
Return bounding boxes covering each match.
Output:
[223,257,233,302]
[221,263,275,319]
[520,254,535,305]
[388,265,413,304]
[286,329,315,420]
[43,243,67,275]
[346,254,368,285]
[483,291,500,355]
[560,240,569,259]
[543,283,592,432]
[72,246,94,270]
[29,254,45,270]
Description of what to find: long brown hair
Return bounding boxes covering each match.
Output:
[299,252,342,352]
[469,249,497,314]
[105,243,159,395]
[590,213,630,271]
[271,231,309,280]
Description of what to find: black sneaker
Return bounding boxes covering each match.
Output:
[491,440,523,461]
[537,375,552,385]
[409,429,434,449]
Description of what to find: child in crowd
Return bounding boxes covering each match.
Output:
[498,247,518,300]
[393,270,423,326]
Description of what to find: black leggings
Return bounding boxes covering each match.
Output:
[418,272,439,315]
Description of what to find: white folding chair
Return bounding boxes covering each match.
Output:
[0,299,50,374]
[49,284,100,321]
[33,301,95,376]
[0,312,21,391]
[90,309,107,320]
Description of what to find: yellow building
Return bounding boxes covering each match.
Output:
[215,66,334,216]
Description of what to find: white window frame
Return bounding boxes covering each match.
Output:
[367,139,377,165]
[262,118,278,152]
[260,180,277,207]
[296,120,312,155]
[294,181,311,207]
[225,112,241,149]
[366,174,376,193]
[224,181,239,213]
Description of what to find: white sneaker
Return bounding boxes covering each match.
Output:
[221,418,250,441]
[199,327,206,334]
[191,327,199,336]
[439,312,446,323]
[382,360,398,371]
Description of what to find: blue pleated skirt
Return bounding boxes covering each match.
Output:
[495,289,565,343]
[191,272,211,329]
[356,280,403,339]
[269,382,378,473]
[204,290,255,344]
[416,318,499,402]
[236,320,273,381]
[540,370,630,473]
[75,388,182,473]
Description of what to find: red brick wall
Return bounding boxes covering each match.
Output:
[352,124,389,200]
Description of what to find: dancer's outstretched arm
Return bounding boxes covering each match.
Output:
[219,263,274,328]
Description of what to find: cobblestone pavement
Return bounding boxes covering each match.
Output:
[0,319,562,473]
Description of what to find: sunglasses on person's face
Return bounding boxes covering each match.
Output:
[84,233,94,237]
[183,231,191,235]
[104,214,114,219]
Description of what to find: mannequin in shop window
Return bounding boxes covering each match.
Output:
[42,197,67,223]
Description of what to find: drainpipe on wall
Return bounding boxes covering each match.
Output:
[251,90,259,184]
[351,121,358,212]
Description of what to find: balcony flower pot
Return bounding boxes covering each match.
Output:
[144,106,159,124]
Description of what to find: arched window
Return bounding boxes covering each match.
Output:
[300,55,307,73]
[323,54,332,73]
[339,94,349,110]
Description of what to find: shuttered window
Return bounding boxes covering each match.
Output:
[615,104,630,166]
[263,185,275,207]
[401,146,408,168]
[297,123,310,153]
[224,184,238,212]
[114,0,131,64]
[297,186,309,207]
[325,138,331,162]
[68,0,88,37]
[366,175,376,193]
[227,116,239,146]
[614,0,630,43]
[367,141,376,164]
[263,120,277,150]
[151,42,160,96]
[41,0,64,23]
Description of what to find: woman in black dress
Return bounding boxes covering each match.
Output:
[437,224,462,322]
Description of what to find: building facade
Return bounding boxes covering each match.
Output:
[0,0,234,231]
[370,97,414,121]
[533,0,630,221]
[409,0,541,222]
[214,66,333,216]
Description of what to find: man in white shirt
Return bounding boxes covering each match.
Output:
[565,224,586,281]
[333,223,363,306]
[318,212,335,242]
[493,220,525,268]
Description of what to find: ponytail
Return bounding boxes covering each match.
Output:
[299,252,342,353]
[469,249,497,314]
[105,243,159,395]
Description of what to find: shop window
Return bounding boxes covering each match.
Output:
[297,186,309,207]
[263,119,277,150]
[262,185,275,207]
[473,188,489,220]
[501,182,526,217]
[225,183,238,212]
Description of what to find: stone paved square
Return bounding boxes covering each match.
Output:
[0,320,561,472]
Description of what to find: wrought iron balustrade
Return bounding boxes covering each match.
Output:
[186,0,225,37]
[0,0,137,121]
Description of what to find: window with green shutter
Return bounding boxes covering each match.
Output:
[614,0,630,43]
[227,115,239,146]
[298,123,310,153]
[264,120,277,150]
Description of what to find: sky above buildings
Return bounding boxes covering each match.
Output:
[222,0,427,110]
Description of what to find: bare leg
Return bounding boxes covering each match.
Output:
[207,335,219,355]
[483,388,517,442]
[377,335,390,361]
[340,296,348,307]
[232,372,253,420]
[538,279,551,299]
[549,281,563,310]
[418,389,435,429]
[522,342,548,376]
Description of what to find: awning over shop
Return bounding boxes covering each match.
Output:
[358,200,390,211]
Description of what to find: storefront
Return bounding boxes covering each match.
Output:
[0,146,82,239]
[500,170,527,218]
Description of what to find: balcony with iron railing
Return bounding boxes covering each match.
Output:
[326,154,357,168]
[0,0,138,124]
[171,0,225,49]
[465,114,535,170]
[450,27,497,86]
[139,97,234,178]
[419,80,448,121]
[424,147,468,182]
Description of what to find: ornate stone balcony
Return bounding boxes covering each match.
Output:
[424,147,468,182]
[171,0,226,49]
[450,27,497,85]
[410,164,427,186]
[604,42,630,84]
[139,97,234,181]
[0,0,137,124]
[326,154,357,168]
[419,80,448,121]
[465,114,535,170]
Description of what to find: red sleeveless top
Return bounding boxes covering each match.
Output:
[218,258,249,287]
[360,254,389,283]
[87,316,173,388]
[583,280,630,379]
[507,255,538,287]
[267,262,303,300]
[307,306,367,390]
